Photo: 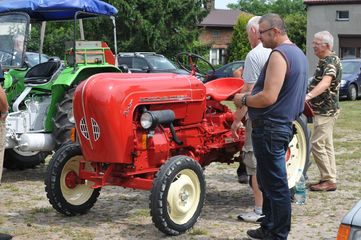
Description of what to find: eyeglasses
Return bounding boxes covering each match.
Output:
[312,42,326,46]
[259,27,274,35]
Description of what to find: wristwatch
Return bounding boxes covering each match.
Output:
[241,94,249,107]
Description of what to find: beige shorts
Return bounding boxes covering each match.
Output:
[243,151,257,176]
[242,119,256,176]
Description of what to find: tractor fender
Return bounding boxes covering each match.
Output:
[51,64,120,87]
[43,65,120,131]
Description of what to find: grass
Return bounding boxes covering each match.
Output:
[333,100,361,163]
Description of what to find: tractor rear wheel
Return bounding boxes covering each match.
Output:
[52,87,76,148]
[150,155,205,235]
[45,144,100,216]
[3,149,48,170]
[286,114,311,188]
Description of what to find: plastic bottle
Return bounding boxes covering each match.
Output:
[294,170,307,205]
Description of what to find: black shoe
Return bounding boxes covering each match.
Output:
[238,173,248,184]
[246,227,268,239]
[0,233,12,240]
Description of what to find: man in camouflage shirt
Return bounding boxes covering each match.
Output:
[306,31,341,192]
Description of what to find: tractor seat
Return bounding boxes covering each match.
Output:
[204,77,244,101]
[24,60,62,85]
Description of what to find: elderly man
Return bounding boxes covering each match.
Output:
[234,13,308,239]
[307,31,341,192]
[231,15,271,223]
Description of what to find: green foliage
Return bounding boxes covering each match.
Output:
[111,0,209,58]
[284,13,307,52]
[26,0,209,59]
[229,0,305,16]
[228,0,307,53]
[227,13,253,62]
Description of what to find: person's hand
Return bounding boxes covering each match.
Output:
[233,93,246,108]
[231,107,247,138]
[233,66,243,79]
[231,120,243,139]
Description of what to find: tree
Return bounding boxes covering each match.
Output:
[284,13,307,52]
[109,0,209,58]
[227,13,253,62]
[229,0,305,16]
[27,0,210,59]
[227,0,307,55]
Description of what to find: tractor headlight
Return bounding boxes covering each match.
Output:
[140,112,153,129]
[140,110,175,130]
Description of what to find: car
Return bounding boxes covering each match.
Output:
[117,52,188,74]
[340,58,361,101]
[25,52,50,67]
[205,60,244,82]
[337,199,361,239]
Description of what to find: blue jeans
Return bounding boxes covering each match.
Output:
[252,119,293,240]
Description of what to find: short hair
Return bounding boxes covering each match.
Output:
[259,13,287,35]
[246,16,261,32]
[314,31,334,49]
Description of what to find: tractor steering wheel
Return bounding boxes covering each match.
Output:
[176,52,215,80]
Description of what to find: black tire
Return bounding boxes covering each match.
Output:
[287,114,311,188]
[3,149,48,170]
[52,87,76,148]
[45,144,100,216]
[347,84,357,101]
[150,155,205,236]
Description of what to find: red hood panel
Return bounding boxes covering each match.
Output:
[73,73,206,163]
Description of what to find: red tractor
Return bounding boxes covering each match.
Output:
[45,53,312,235]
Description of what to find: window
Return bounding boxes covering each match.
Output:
[341,47,356,59]
[209,48,226,65]
[336,11,349,21]
[133,58,148,69]
[212,30,220,38]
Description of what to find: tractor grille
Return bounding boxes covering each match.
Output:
[91,118,100,141]
[79,118,89,140]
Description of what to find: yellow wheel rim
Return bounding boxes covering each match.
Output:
[167,169,201,225]
[286,120,307,188]
[60,155,95,205]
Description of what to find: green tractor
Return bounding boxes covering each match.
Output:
[0,0,121,169]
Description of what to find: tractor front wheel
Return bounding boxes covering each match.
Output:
[45,144,100,216]
[150,155,205,236]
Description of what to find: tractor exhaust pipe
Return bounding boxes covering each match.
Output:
[16,133,55,151]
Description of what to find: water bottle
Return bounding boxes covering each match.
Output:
[294,170,306,205]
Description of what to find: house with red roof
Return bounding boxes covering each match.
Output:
[198,2,242,65]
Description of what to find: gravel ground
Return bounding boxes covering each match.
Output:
[0,151,359,240]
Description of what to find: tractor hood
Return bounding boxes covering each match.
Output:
[73,73,206,164]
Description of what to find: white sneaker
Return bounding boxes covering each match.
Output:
[237,210,265,223]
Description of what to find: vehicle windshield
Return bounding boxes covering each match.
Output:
[146,55,177,70]
[26,52,49,67]
[341,61,360,74]
[0,14,28,68]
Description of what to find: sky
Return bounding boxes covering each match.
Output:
[215,0,238,9]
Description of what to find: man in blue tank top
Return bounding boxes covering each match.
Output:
[234,13,308,239]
